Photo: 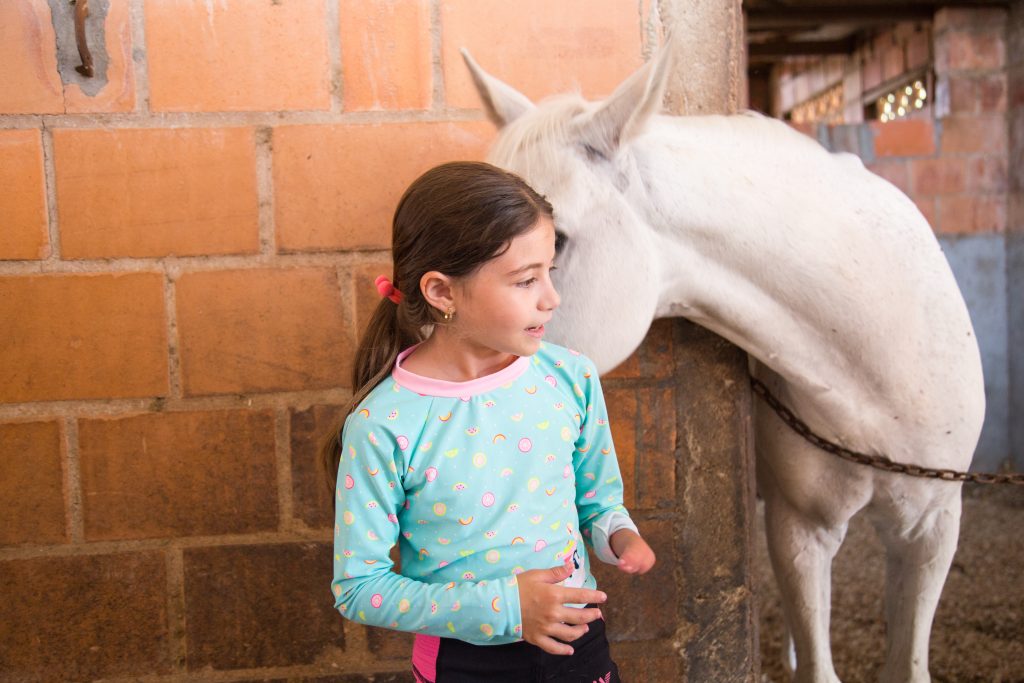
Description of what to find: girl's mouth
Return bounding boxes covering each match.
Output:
[525,325,545,338]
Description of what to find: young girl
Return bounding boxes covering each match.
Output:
[320,161,655,682]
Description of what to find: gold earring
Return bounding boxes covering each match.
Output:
[443,306,454,322]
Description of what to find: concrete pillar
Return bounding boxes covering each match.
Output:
[658,1,758,679]
[1008,0,1024,469]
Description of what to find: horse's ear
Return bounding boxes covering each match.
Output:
[578,45,672,157]
[461,48,535,129]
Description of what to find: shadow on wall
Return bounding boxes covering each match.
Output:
[940,235,1009,471]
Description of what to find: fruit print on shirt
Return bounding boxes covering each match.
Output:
[331,341,632,645]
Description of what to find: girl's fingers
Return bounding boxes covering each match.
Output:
[557,606,603,625]
[534,634,574,656]
[559,587,607,605]
[548,622,588,644]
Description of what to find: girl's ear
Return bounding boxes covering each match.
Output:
[420,271,455,314]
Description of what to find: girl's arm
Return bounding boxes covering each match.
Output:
[570,356,642,563]
[331,416,522,645]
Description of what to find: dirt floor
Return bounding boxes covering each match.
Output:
[754,483,1024,683]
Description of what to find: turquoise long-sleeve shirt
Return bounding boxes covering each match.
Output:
[331,341,636,645]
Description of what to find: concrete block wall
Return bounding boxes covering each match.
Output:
[779,7,1013,469]
[1,1,757,681]
[1009,0,1024,471]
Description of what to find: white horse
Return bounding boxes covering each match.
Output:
[462,47,985,683]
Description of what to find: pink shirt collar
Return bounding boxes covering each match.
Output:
[392,343,531,398]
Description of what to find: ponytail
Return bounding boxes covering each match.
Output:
[317,295,419,506]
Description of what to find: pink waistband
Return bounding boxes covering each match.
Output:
[412,633,440,682]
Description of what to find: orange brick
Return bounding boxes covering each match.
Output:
[934,7,1008,33]
[946,75,979,114]
[604,351,640,379]
[290,403,346,529]
[352,259,395,337]
[366,625,415,658]
[1011,193,1024,228]
[935,29,1006,73]
[909,158,967,195]
[601,320,673,380]
[976,73,1008,113]
[273,121,493,251]
[787,121,817,140]
[1010,69,1024,109]
[340,0,432,111]
[606,388,636,510]
[54,128,259,258]
[911,195,939,231]
[637,386,676,510]
[0,3,63,114]
[870,119,936,157]
[176,268,352,395]
[0,552,171,679]
[79,410,278,540]
[0,420,65,546]
[966,156,1008,192]
[145,0,330,112]
[63,0,136,113]
[588,518,677,639]
[440,0,643,110]
[940,115,1008,154]
[881,44,905,81]
[183,543,343,669]
[938,195,1006,234]
[861,54,883,91]
[868,160,911,194]
[906,30,931,70]
[637,318,675,379]
[0,130,49,260]
[0,273,169,403]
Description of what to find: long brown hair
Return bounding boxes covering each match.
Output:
[318,161,553,505]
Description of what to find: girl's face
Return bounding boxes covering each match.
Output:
[451,216,561,359]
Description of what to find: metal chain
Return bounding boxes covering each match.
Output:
[749,377,1024,486]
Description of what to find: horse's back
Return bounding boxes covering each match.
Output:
[638,113,985,459]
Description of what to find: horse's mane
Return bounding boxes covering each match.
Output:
[488,94,590,183]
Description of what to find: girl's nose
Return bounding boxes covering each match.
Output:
[544,282,561,311]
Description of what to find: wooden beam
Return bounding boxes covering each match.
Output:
[748,37,858,58]
[746,5,935,29]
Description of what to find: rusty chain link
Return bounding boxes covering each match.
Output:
[750,377,1024,486]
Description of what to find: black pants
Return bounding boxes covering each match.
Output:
[412,613,620,683]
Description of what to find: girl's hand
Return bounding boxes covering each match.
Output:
[609,529,656,574]
[516,558,607,656]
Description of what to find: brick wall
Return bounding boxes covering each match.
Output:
[870,9,1008,235]
[773,7,1013,467]
[0,2,756,681]
[776,8,1008,247]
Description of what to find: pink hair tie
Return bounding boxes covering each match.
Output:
[374,274,403,304]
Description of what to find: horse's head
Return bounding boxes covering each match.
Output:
[463,49,673,370]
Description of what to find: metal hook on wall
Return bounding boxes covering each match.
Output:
[72,0,94,77]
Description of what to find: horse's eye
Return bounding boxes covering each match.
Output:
[554,230,568,255]
[581,143,606,162]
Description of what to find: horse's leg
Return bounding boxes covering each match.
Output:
[753,367,875,683]
[759,457,847,683]
[866,482,962,683]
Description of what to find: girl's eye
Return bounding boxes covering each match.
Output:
[516,267,556,288]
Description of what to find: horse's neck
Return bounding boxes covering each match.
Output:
[625,117,843,392]
[622,115,980,434]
